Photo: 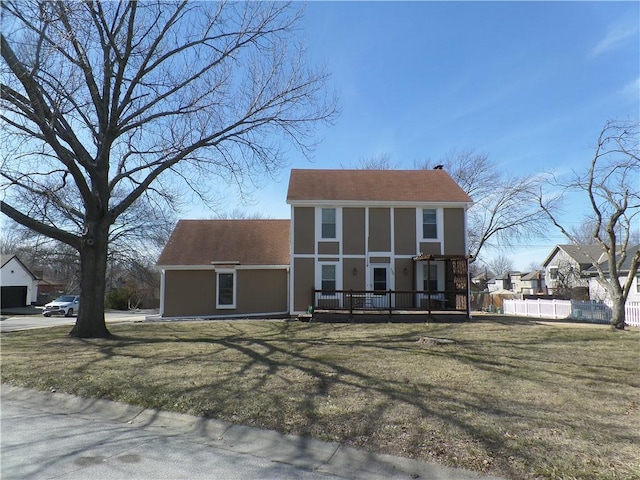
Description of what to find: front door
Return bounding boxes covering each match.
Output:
[370,265,391,308]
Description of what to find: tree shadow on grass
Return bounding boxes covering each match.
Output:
[19,319,640,480]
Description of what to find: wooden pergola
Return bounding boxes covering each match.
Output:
[412,253,472,319]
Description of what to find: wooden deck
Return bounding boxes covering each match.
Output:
[304,309,470,323]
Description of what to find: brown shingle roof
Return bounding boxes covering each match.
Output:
[286,169,472,203]
[157,219,290,266]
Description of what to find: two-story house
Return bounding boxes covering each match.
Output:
[286,169,472,315]
[542,244,604,299]
[157,168,472,319]
[510,270,545,296]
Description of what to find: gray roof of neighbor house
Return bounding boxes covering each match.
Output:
[585,245,640,274]
[542,244,605,267]
[521,270,544,281]
[157,220,290,266]
[286,169,473,204]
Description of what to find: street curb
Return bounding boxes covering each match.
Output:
[1,384,505,480]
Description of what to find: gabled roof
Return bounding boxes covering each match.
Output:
[286,169,473,204]
[0,254,37,279]
[157,220,290,267]
[585,245,640,275]
[542,244,605,268]
[521,270,543,281]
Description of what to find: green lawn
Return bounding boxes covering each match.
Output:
[1,317,639,480]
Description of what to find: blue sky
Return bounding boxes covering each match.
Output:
[194,2,640,268]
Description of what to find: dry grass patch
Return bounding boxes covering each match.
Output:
[1,318,639,479]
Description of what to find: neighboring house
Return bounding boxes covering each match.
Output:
[586,246,640,304]
[488,272,512,293]
[157,220,290,318]
[286,169,472,315]
[471,272,491,291]
[1,254,38,308]
[542,244,604,298]
[157,168,473,318]
[33,271,67,304]
[511,270,545,296]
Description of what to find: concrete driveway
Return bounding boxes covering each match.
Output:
[0,310,157,333]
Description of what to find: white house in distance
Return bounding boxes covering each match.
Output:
[1,254,38,308]
[586,246,640,304]
[542,244,604,299]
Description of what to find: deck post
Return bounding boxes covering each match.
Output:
[388,289,392,322]
[349,289,353,321]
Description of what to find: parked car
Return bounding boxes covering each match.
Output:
[43,295,79,317]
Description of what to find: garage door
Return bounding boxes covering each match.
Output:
[1,286,28,308]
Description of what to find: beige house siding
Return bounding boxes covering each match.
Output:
[343,208,365,254]
[163,269,287,318]
[343,258,366,291]
[236,270,288,313]
[394,258,414,290]
[370,256,391,263]
[394,208,416,255]
[369,208,391,252]
[163,270,216,317]
[318,242,339,255]
[443,208,466,255]
[293,207,314,254]
[419,242,441,255]
[293,257,315,311]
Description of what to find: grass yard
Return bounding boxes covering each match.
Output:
[1,317,639,480]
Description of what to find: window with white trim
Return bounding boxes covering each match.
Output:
[321,208,336,239]
[216,270,236,309]
[321,264,336,292]
[422,209,437,239]
[636,274,640,293]
[423,264,439,292]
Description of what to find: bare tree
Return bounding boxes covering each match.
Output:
[568,217,602,245]
[213,208,272,220]
[1,1,337,338]
[539,120,640,329]
[485,254,514,277]
[418,150,551,262]
[349,153,398,170]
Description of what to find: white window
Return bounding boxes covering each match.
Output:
[549,267,558,280]
[636,274,640,293]
[423,264,439,292]
[321,264,336,292]
[321,208,336,239]
[216,270,236,309]
[422,209,437,239]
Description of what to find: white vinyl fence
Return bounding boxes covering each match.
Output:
[503,299,640,327]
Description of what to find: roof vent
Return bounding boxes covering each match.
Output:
[433,165,443,170]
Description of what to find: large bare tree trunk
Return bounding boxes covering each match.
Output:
[70,223,111,338]
[610,298,626,330]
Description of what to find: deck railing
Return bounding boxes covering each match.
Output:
[313,289,469,318]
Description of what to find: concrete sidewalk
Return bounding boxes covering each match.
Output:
[1,385,506,480]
